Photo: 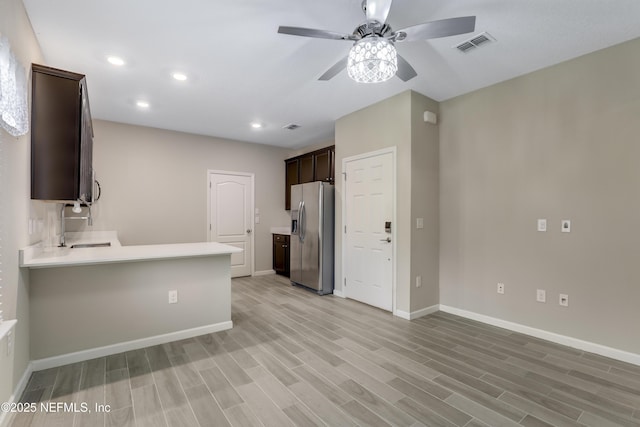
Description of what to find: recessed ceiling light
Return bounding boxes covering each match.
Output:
[172,72,187,81]
[107,56,125,66]
[136,101,150,108]
[250,122,263,129]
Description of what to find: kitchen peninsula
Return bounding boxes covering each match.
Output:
[20,232,241,368]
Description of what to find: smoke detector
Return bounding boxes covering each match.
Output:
[282,124,301,130]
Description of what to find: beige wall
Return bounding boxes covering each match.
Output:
[70,120,291,273]
[439,37,640,353]
[335,90,439,314]
[0,0,44,399]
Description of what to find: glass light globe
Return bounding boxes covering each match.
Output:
[347,37,398,83]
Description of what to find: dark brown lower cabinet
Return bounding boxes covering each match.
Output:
[273,234,290,277]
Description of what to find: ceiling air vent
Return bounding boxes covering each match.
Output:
[454,32,495,53]
[283,124,301,130]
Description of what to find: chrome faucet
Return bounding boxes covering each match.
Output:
[59,201,93,247]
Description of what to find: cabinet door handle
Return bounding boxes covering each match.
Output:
[282,245,288,248]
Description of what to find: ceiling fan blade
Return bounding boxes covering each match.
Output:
[395,54,417,82]
[318,57,348,81]
[396,16,476,41]
[366,0,393,24]
[278,26,354,41]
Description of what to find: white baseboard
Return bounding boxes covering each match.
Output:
[439,305,640,367]
[253,270,275,276]
[1,321,233,427]
[31,321,233,371]
[0,361,34,427]
[333,289,345,298]
[395,304,439,320]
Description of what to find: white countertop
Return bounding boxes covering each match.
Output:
[20,231,242,269]
[270,226,291,236]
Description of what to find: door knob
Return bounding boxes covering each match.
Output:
[247,229,252,234]
[380,237,391,243]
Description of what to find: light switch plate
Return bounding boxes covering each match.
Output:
[537,219,547,232]
[536,289,546,303]
[416,218,424,229]
[561,220,571,233]
[168,290,178,304]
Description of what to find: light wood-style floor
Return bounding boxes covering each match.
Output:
[10,274,640,427]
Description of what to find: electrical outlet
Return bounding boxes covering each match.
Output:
[7,330,13,356]
[536,289,546,303]
[559,293,569,307]
[168,290,178,304]
[416,276,422,288]
[497,283,505,294]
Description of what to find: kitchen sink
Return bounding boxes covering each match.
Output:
[70,242,111,249]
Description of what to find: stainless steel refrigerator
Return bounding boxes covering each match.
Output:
[290,181,334,295]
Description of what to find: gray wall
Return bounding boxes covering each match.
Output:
[71,120,291,273]
[439,37,640,354]
[335,91,412,312]
[335,90,439,315]
[410,93,440,312]
[29,256,231,359]
[0,0,44,398]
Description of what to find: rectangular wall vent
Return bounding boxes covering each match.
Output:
[283,124,301,130]
[454,32,495,53]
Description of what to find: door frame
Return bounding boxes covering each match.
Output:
[207,169,255,277]
[341,147,397,315]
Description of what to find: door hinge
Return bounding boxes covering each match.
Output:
[344,278,347,286]
[209,224,211,231]
[342,172,347,181]
[344,225,347,233]
[209,182,211,188]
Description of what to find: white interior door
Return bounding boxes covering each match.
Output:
[209,171,253,277]
[344,150,394,311]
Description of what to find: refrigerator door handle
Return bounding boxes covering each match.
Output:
[297,201,303,242]
[300,201,306,242]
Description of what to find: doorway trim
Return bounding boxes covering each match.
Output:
[341,146,397,316]
[207,169,255,277]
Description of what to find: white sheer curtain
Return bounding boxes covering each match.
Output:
[0,35,29,137]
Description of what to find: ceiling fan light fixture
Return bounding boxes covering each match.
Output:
[347,37,397,83]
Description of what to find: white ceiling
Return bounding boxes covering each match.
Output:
[22,0,640,149]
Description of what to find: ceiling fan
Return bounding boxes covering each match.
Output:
[278,0,476,83]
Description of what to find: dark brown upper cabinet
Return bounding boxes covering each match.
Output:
[31,64,94,202]
[285,158,299,210]
[314,148,334,183]
[299,153,315,183]
[284,146,334,209]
